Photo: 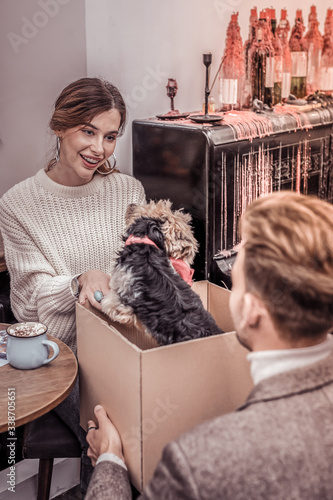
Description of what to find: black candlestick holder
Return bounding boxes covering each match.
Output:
[190,53,223,124]
[166,78,178,112]
[203,53,212,115]
[156,78,189,120]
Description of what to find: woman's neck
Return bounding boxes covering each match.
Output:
[46,163,94,187]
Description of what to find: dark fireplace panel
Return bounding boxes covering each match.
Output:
[133,110,333,286]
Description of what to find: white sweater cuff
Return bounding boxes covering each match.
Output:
[38,275,77,314]
[96,453,127,471]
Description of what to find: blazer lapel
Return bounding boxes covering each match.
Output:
[237,349,333,411]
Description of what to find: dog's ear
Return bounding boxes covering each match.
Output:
[149,223,165,250]
[125,203,139,225]
[175,209,192,224]
[161,211,198,264]
[155,199,172,213]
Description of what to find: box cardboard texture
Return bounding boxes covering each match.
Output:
[77,281,253,492]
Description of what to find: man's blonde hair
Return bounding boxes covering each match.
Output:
[241,191,333,339]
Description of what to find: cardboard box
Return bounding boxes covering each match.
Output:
[77,281,253,492]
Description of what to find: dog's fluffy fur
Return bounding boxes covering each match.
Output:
[102,200,223,345]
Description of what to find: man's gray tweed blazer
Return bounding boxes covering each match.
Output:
[86,349,333,500]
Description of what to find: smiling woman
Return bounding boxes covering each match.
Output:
[47,78,127,180]
[0,77,146,495]
[48,109,121,186]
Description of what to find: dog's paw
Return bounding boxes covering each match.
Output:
[102,292,136,326]
[109,306,136,326]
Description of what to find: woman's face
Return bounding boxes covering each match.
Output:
[55,108,121,186]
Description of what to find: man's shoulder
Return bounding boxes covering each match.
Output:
[173,352,333,470]
[177,404,263,454]
[165,369,333,498]
[154,410,269,499]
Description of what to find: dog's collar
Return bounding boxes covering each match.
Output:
[125,235,194,286]
[125,235,158,248]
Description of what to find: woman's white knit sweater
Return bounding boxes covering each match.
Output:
[0,169,146,353]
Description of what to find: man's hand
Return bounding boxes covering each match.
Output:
[86,405,125,466]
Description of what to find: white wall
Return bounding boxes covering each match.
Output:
[1,0,332,196]
[85,0,228,174]
[85,0,333,176]
[0,0,87,197]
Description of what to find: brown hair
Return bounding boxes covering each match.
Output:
[241,191,333,339]
[48,77,126,170]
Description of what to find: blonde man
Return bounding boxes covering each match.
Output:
[86,192,333,500]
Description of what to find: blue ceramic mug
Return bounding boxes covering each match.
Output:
[6,322,59,370]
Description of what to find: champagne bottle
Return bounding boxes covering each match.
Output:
[219,13,245,110]
[289,9,307,98]
[244,7,258,108]
[320,8,333,91]
[270,8,283,104]
[276,9,292,100]
[250,9,275,107]
[304,5,323,94]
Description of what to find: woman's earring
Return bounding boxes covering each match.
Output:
[55,137,60,163]
[109,153,117,170]
[96,153,117,175]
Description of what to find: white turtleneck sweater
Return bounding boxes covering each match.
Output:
[247,334,333,385]
[0,169,146,353]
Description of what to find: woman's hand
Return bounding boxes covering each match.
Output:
[78,270,111,310]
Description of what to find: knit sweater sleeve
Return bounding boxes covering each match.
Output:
[0,195,77,339]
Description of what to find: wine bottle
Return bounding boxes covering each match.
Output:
[304,5,323,94]
[276,8,292,100]
[270,8,283,104]
[320,8,333,91]
[250,9,275,107]
[219,13,245,110]
[289,9,307,98]
[244,7,258,108]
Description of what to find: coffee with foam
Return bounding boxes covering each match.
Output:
[8,322,46,338]
[6,321,59,369]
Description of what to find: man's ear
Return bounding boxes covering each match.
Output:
[241,292,264,329]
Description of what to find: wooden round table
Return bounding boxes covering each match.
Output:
[0,324,78,432]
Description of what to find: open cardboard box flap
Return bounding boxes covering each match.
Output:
[77,281,253,491]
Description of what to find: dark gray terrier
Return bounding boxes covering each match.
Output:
[101,200,223,345]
